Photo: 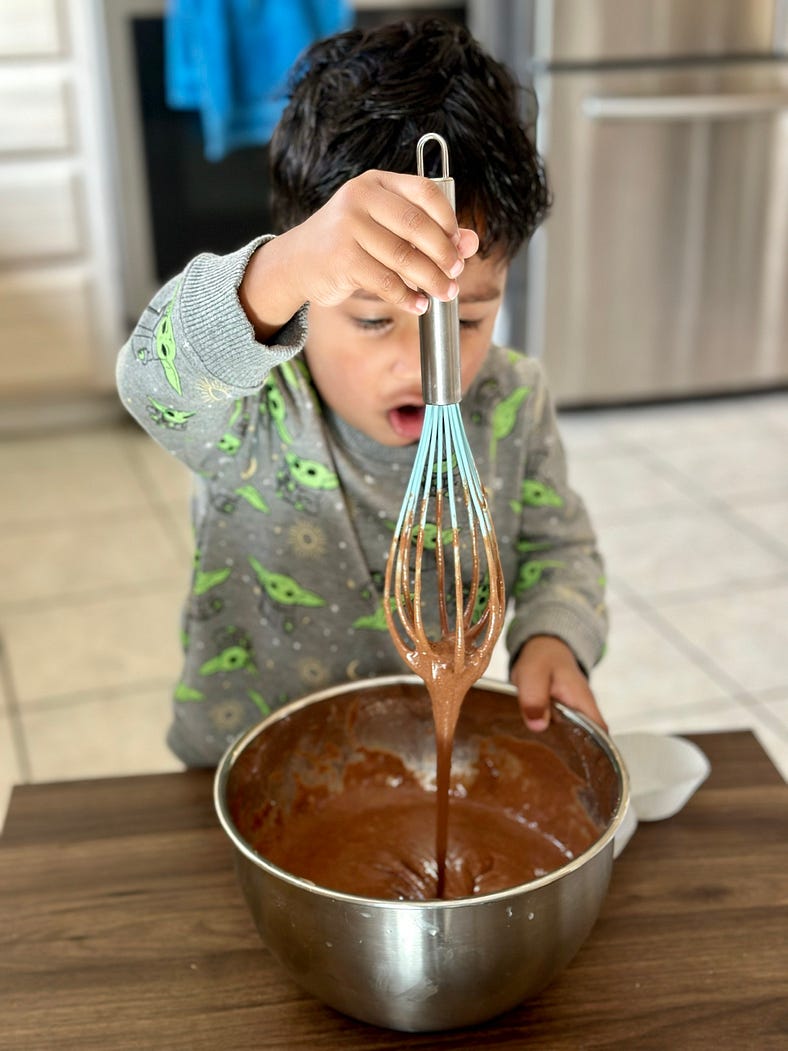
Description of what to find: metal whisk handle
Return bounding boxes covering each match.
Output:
[416,133,462,406]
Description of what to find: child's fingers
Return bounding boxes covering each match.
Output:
[337,244,432,315]
[374,170,463,242]
[457,228,479,259]
[511,660,552,732]
[342,171,468,289]
[368,176,466,280]
[353,222,461,305]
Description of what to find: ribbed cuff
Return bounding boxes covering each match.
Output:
[177,236,308,391]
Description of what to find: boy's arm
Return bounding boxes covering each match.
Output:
[116,237,308,472]
[505,369,608,731]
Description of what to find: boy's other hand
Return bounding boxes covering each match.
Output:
[284,170,479,315]
[510,635,607,734]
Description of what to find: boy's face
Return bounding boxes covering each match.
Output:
[304,251,508,447]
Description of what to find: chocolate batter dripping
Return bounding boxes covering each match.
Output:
[386,489,506,897]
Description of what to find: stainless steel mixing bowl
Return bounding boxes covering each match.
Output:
[214,675,629,1032]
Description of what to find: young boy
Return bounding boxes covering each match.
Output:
[117,18,608,767]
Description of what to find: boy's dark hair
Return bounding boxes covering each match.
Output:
[270,18,550,259]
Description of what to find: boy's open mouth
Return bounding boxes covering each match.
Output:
[388,404,425,441]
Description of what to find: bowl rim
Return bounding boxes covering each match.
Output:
[213,674,631,909]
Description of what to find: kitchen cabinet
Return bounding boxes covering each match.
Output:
[0,0,122,421]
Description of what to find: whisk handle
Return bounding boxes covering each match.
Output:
[417,133,462,406]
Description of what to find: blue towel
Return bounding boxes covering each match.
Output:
[165,0,351,161]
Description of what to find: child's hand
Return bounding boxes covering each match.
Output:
[240,171,479,339]
[288,170,479,312]
[510,635,607,734]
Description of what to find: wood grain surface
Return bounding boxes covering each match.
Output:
[1,732,786,1050]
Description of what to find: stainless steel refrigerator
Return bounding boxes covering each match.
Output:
[471,0,788,404]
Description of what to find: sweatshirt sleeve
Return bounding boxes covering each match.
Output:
[116,236,308,473]
[505,367,608,676]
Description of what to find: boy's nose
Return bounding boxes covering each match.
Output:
[391,324,422,381]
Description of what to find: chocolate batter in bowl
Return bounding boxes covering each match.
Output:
[214,676,629,1032]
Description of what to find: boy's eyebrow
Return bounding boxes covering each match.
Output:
[460,286,502,304]
[350,286,501,304]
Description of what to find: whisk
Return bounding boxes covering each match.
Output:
[384,133,506,894]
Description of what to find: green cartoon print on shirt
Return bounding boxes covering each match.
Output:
[199,644,255,676]
[208,484,270,516]
[248,556,325,607]
[442,572,491,626]
[199,627,257,676]
[174,682,204,702]
[154,297,181,394]
[281,357,311,392]
[247,689,271,716]
[147,397,195,430]
[510,479,564,514]
[135,293,182,396]
[218,433,241,454]
[282,356,322,410]
[515,559,565,595]
[235,484,270,513]
[413,522,454,549]
[260,375,293,445]
[490,385,530,459]
[385,519,454,551]
[276,452,339,512]
[217,399,250,454]
[192,551,232,596]
[186,553,229,625]
[469,571,491,624]
[353,597,399,631]
[286,453,338,491]
[517,537,554,554]
[260,360,321,444]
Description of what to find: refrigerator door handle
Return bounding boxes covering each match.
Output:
[583,92,788,121]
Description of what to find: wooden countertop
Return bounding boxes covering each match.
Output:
[1,731,786,1049]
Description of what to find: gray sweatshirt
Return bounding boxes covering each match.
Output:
[117,237,607,766]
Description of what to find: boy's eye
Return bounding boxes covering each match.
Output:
[350,316,482,332]
[351,316,392,331]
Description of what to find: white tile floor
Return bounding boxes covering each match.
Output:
[2,391,787,826]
